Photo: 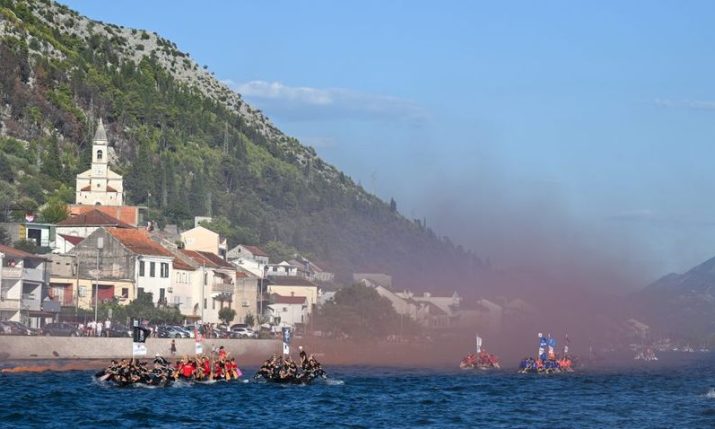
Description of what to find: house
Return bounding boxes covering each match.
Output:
[169,257,197,319]
[288,256,335,282]
[176,249,238,324]
[0,244,56,328]
[52,209,134,253]
[360,279,418,319]
[265,277,319,314]
[0,222,55,249]
[57,209,132,238]
[108,228,174,306]
[67,227,175,308]
[180,225,220,255]
[233,269,259,326]
[267,294,308,328]
[452,299,504,333]
[353,273,392,288]
[227,244,270,277]
[265,261,299,277]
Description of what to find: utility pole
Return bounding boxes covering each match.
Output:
[94,237,104,328]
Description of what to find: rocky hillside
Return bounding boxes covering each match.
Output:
[630,256,715,338]
[0,0,484,287]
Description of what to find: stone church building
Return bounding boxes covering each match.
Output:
[74,119,124,206]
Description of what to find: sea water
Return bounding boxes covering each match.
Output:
[1,361,714,428]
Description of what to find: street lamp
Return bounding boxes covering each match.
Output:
[201,263,206,323]
[94,237,104,328]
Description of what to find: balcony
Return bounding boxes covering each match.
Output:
[21,293,41,311]
[1,267,22,279]
[0,298,20,311]
[212,281,234,294]
[22,268,46,283]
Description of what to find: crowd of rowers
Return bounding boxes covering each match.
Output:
[255,346,326,384]
[459,351,501,369]
[95,346,242,387]
[518,355,574,374]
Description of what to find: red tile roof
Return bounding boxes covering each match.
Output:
[180,249,234,270]
[106,228,173,257]
[58,234,84,246]
[106,185,117,192]
[80,185,91,191]
[0,243,37,259]
[69,205,139,227]
[272,294,307,305]
[173,259,195,271]
[59,209,132,228]
[242,245,268,257]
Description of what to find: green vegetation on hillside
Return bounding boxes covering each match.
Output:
[0,0,484,287]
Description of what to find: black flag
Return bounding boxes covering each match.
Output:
[133,326,150,343]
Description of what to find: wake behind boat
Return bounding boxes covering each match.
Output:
[254,346,327,385]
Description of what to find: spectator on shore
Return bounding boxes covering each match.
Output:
[170,340,177,356]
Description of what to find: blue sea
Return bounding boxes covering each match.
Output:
[1,360,714,428]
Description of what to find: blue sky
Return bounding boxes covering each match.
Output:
[62,1,715,283]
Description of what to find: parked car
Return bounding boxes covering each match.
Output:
[42,323,79,337]
[0,321,38,336]
[170,325,195,338]
[230,327,257,339]
[230,323,247,331]
[156,325,189,338]
[105,323,132,337]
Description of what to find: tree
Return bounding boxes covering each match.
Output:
[390,197,397,213]
[42,134,64,180]
[40,197,69,223]
[218,307,236,324]
[264,240,298,263]
[244,313,255,327]
[316,284,407,339]
[0,226,10,245]
[13,239,38,254]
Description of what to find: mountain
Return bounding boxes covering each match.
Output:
[631,256,715,338]
[0,0,485,287]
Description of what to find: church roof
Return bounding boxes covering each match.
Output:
[58,209,132,228]
[93,118,107,142]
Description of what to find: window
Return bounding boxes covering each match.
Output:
[203,298,207,309]
[203,272,208,286]
[138,287,144,296]
[97,150,103,160]
[212,299,215,310]
[139,261,145,277]
[160,263,169,278]
[159,288,165,302]
[272,266,278,272]
[121,288,129,298]
[150,262,155,277]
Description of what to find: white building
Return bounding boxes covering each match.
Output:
[227,245,270,278]
[267,294,308,328]
[0,244,55,327]
[75,119,124,206]
[266,277,319,314]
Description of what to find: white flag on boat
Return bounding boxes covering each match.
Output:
[476,335,483,353]
[132,342,147,357]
